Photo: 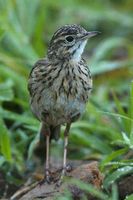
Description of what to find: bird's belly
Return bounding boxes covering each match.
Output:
[56,93,85,117]
[31,88,86,125]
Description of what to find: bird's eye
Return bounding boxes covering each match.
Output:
[65,36,74,42]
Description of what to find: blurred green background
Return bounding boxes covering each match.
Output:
[0,0,133,199]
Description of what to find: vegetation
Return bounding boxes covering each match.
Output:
[0,0,133,199]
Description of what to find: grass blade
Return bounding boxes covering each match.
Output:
[0,118,12,161]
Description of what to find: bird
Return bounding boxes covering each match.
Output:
[28,24,99,186]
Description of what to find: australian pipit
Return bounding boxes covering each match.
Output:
[28,24,99,185]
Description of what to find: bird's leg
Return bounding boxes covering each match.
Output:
[57,123,71,186]
[40,123,51,184]
[45,132,50,183]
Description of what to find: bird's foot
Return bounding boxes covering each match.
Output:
[56,179,62,187]
[56,164,72,187]
[39,176,52,186]
[39,170,53,185]
[55,172,64,187]
[45,175,53,184]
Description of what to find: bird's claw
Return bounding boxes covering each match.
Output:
[55,167,66,187]
[39,171,53,185]
[45,175,52,184]
[39,176,52,186]
[66,163,72,172]
[55,179,62,188]
[55,164,72,187]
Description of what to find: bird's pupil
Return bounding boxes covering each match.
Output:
[66,36,74,42]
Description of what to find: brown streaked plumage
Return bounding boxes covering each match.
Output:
[28,24,99,186]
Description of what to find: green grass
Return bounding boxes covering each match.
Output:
[0,0,133,199]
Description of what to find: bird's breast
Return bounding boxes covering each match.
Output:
[30,60,92,125]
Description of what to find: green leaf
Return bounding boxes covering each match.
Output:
[15,0,40,37]
[0,80,14,101]
[0,155,6,166]
[121,132,130,146]
[0,118,12,161]
[98,111,133,123]
[125,194,133,200]
[111,184,118,200]
[91,60,133,75]
[91,37,126,62]
[112,91,130,133]
[0,107,38,125]
[130,81,133,146]
[101,148,128,170]
[0,27,5,41]
[103,166,133,190]
[103,161,133,168]
[70,179,109,200]
[71,129,112,154]
[28,130,40,159]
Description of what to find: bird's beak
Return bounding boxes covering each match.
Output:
[80,31,101,40]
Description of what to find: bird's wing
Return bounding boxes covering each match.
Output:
[80,58,93,88]
[28,58,50,96]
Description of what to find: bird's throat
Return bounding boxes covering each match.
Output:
[70,40,87,63]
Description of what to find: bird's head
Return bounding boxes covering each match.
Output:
[47,24,100,62]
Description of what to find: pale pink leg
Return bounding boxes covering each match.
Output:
[40,123,51,183]
[45,134,50,182]
[57,123,71,186]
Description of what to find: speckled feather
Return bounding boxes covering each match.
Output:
[28,24,93,139]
